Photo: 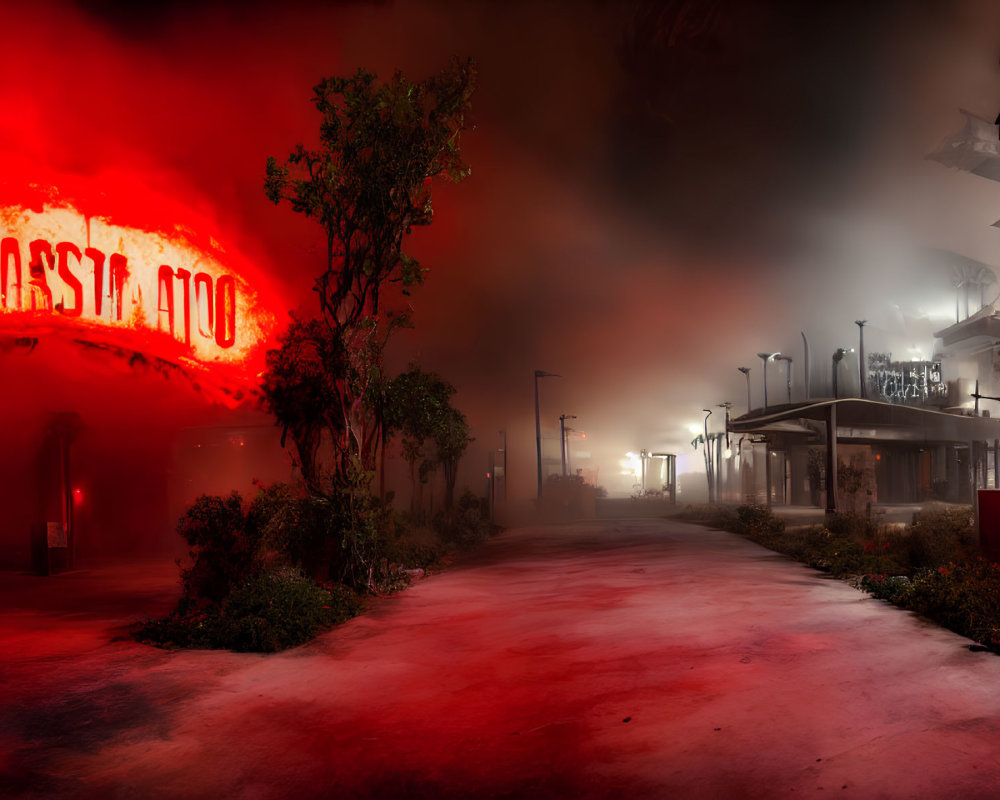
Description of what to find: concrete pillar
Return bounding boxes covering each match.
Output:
[994,440,999,488]
[825,404,838,514]
[765,441,773,509]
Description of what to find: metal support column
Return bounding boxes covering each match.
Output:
[825,403,838,514]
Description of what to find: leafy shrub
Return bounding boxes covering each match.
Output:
[218,567,361,652]
[435,490,495,548]
[134,608,221,650]
[137,568,363,652]
[177,492,262,610]
[861,573,912,603]
[719,505,908,577]
[731,504,785,537]
[896,562,1000,647]
[906,506,975,569]
[825,511,878,540]
[674,504,739,529]
[381,524,445,571]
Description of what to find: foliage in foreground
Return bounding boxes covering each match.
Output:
[137,568,362,653]
[862,562,1000,649]
[693,502,1000,649]
[136,482,495,652]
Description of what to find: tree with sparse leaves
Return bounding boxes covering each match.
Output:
[385,366,471,515]
[263,59,476,485]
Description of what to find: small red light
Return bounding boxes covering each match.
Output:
[486,472,491,478]
[72,488,83,504]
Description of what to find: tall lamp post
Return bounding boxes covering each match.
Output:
[738,366,752,414]
[832,348,848,399]
[703,408,715,504]
[718,401,732,503]
[775,354,793,404]
[535,370,560,499]
[757,352,780,411]
[559,414,577,476]
[801,331,812,400]
[855,320,867,399]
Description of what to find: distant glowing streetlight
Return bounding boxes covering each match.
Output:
[757,352,780,411]
[737,366,752,414]
[534,369,560,499]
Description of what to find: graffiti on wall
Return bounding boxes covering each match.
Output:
[867,352,947,404]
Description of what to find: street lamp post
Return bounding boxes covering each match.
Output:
[832,348,848,399]
[534,370,559,499]
[559,414,577,476]
[738,366,752,414]
[801,331,811,400]
[855,320,867,399]
[775,354,793,404]
[757,352,780,411]
[703,408,715,504]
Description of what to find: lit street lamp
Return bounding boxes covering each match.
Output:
[534,369,559,499]
[832,348,849,399]
[757,352,780,411]
[738,366,751,414]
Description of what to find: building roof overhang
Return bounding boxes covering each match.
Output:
[729,398,1000,444]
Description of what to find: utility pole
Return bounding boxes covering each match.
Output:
[534,370,559,499]
[559,414,576,476]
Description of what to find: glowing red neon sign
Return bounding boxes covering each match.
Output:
[0,203,273,367]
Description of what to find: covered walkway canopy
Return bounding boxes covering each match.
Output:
[727,398,1000,511]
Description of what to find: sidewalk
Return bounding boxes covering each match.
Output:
[3,519,1000,798]
[770,503,935,526]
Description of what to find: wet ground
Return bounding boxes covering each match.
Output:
[3,518,1000,798]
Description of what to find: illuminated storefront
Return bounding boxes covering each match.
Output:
[0,196,285,571]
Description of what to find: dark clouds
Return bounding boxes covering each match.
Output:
[4,0,1000,498]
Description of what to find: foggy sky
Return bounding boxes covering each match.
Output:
[4,0,1000,500]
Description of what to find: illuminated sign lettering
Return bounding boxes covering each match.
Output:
[0,204,274,367]
[867,352,947,404]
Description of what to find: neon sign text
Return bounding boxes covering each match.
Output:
[0,204,273,366]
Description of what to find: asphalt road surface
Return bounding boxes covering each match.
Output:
[4,518,1000,798]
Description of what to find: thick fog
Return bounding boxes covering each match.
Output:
[4,0,1000,506]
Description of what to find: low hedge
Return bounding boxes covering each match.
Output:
[136,567,363,652]
[710,503,1000,650]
